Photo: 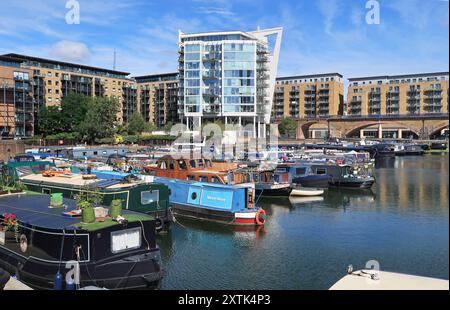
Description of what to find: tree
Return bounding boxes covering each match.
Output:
[78,97,120,143]
[278,117,298,138]
[36,106,63,137]
[60,92,89,132]
[164,121,173,133]
[127,112,146,135]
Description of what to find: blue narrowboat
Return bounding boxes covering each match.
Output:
[275,164,331,189]
[140,175,266,226]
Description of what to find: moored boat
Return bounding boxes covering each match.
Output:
[0,194,163,290]
[290,187,324,197]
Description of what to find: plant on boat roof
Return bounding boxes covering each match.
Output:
[12,181,27,192]
[77,200,93,210]
[2,213,18,232]
[74,185,103,207]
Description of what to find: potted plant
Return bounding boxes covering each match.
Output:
[110,199,123,219]
[78,200,95,224]
[10,181,27,194]
[1,213,20,243]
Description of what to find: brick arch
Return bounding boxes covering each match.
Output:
[298,120,320,139]
[429,123,449,138]
[344,121,421,138]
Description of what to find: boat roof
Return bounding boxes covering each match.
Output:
[0,194,83,230]
[21,173,140,189]
[330,270,449,290]
[0,194,152,231]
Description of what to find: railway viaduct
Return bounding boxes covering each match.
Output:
[294,114,449,139]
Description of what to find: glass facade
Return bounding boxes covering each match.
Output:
[180,37,268,117]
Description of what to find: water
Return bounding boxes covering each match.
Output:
[159,155,449,290]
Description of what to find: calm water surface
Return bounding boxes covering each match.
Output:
[159,155,449,289]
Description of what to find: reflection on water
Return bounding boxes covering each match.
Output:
[160,155,449,290]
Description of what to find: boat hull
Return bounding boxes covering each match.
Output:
[171,203,263,226]
[329,178,375,189]
[0,249,163,290]
[255,186,292,197]
[290,188,324,197]
[292,175,331,189]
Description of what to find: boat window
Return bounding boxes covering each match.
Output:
[211,176,222,184]
[158,160,168,170]
[141,190,159,205]
[111,227,141,254]
[42,188,51,194]
[199,176,208,182]
[197,160,204,168]
[295,167,307,175]
[187,175,195,180]
[189,160,196,168]
[274,175,280,182]
[178,160,187,170]
[169,160,175,170]
[316,168,327,175]
[93,151,98,155]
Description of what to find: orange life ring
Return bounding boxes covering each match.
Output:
[255,208,266,226]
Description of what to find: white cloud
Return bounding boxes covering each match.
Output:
[317,0,342,35]
[50,40,91,62]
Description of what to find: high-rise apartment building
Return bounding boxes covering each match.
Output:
[347,72,449,116]
[178,28,283,137]
[0,53,137,133]
[135,73,179,128]
[0,55,34,137]
[273,73,344,120]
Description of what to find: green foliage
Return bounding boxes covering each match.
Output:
[127,112,146,135]
[74,186,104,207]
[278,117,298,138]
[37,106,64,136]
[144,122,156,133]
[163,121,173,133]
[78,97,120,143]
[60,93,89,132]
[123,135,138,144]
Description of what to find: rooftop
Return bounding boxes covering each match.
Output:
[348,72,449,82]
[1,53,130,77]
[277,73,344,80]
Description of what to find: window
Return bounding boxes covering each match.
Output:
[295,168,307,175]
[111,227,141,254]
[187,175,195,180]
[189,160,196,168]
[141,190,159,205]
[199,176,208,182]
[211,176,221,184]
[316,168,327,175]
[178,160,187,170]
[158,160,167,170]
[169,160,175,170]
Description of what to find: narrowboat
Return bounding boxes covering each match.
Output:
[0,194,163,290]
[394,144,425,156]
[143,155,292,197]
[307,163,375,189]
[275,164,331,189]
[2,161,172,232]
[140,175,266,226]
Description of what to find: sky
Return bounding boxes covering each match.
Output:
[0,0,448,82]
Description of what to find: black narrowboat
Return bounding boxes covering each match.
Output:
[0,194,163,290]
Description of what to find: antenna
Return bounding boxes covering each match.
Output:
[113,49,116,70]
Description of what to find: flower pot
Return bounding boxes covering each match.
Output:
[110,202,122,219]
[81,207,96,224]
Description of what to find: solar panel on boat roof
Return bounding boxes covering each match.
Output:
[90,179,122,189]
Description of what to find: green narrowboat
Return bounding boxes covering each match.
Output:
[2,161,172,232]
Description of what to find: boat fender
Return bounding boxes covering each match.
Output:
[155,218,163,232]
[54,271,63,290]
[255,209,266,226]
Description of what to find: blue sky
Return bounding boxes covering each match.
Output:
[0,0,448,80]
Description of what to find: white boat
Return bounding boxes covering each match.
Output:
[290,187,324,197]
[330,269,449,290]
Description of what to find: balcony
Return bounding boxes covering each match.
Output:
[202,53,222,62]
